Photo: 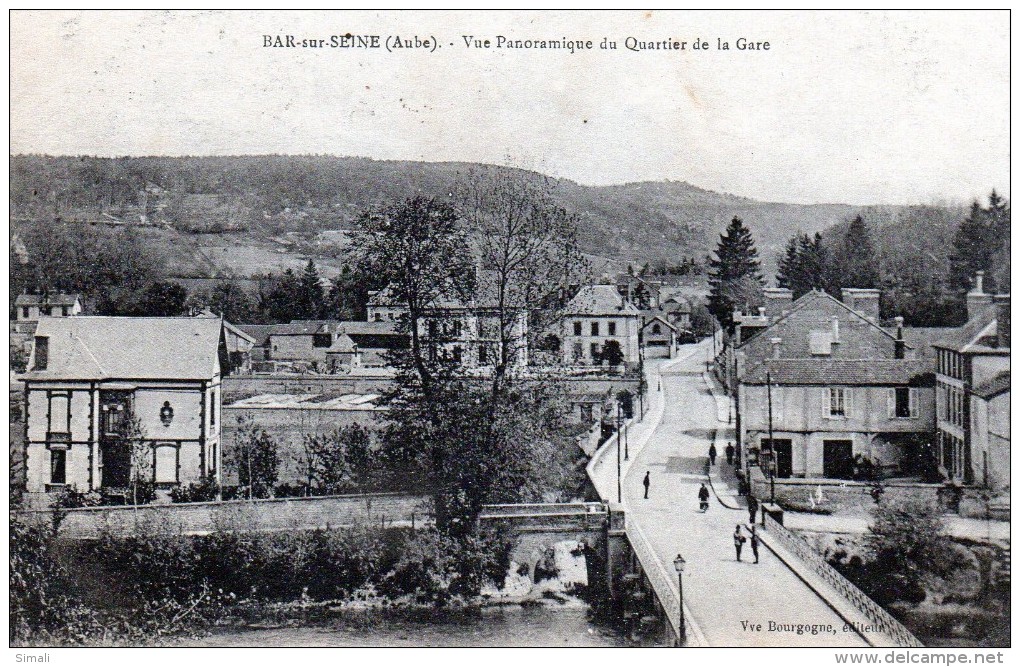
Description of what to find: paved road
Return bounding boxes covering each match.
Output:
[624,341,868,647]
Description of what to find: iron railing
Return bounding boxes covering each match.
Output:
[762,514,923,647]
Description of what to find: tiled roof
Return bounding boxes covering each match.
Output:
[738,290,900,362]
[327,333,358,354]
[23,317,223,381]
[933,307,1000,352]
[15,293,80,307]
[235,324,276,347]
[742,359,934,386]
[338,321,401,335]
[972,371,1010,399]
[642,315,678,332]
[564,285,641,317]
[896,327,957,359]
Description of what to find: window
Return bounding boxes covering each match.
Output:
[43,307,52,316]
[21,307,28,319]
[33,336,48,371]
[50,449,66,485]
[573,321,582,336]
[210,389,217,427]
[48,393,70,435]
[478,345,488,364]
[62,306,69,317]
[652,324,661,334]
[590,342,600,359]
[374,313,382,321]
[572,342,583,360]
[591,322,599,336]
[827,387,848,418]
[452,346,463,363]
[608,322,617,335]
[890,387,918,419]
[580,403,594,423]
[154,444,178,484]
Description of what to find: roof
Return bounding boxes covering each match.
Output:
[235,324,276,347]
[226,392,383,411]
[564,285,641,317]
[642,315,678,332]
[742,359,934,386]
[326,333,358,353]
[896,327,957,360]
[338,321,401,335]
[972,372,1010,399]
[933,307,1002,353]
[22,316,223,381]
[15,293,80,307]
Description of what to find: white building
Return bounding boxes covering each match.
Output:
[561,285,642,367]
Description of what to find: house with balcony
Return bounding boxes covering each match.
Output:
[931,273,1010,489]
[19,316,228,505]
[735,288,936,480]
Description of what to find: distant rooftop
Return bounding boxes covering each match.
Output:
[226,392,384,411]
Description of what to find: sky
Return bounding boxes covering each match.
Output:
[9,10,1010,206]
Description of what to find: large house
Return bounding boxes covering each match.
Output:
[932,273,1010,488]
[20,317,229,504]
[561,284,642,367]
[237,320,407,372]
[735,288,936,480]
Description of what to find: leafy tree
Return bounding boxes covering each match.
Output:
[207,280,256,322]
[708,216,763,331]
[323,264,387,321]
[861,496,965,604]
[131,281,190,316]
[232,416,280,499]
[258,269,303,323]
[601,339,624,366]
[296,424,374,496]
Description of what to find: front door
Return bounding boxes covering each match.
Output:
[99,391,133,488]
[823,440,855,479]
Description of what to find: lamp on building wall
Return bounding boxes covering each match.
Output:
[159,401,174,427]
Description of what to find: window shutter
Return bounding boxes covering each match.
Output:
[887,389,895,419]
[845,388,853,418]
[824,388,831,418]
[909,388,918,418]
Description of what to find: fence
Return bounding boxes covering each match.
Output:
[762,514,924,647]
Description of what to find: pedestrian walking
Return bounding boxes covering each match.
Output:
[725,442,735,465]
[643,471,651,499]
[708,443,717,466]
[750,526,760,564]
[747,494,759,525]
[733,524,746,562]
[698,483,710,512]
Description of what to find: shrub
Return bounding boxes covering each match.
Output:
[170,476,220,503]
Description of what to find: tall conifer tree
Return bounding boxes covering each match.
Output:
[708,216,763,330]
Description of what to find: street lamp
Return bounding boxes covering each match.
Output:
[673,553,687,646]
[616,402,622,503]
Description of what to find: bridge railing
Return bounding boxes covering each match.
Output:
[762,514,924,647]
[626,517,702,646]
[480,502,606,516]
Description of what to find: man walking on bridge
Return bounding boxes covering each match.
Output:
[698,483,710,511]
[643,471,651,499]
[733,524,746,561]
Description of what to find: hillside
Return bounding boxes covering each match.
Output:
[10,155,896,280]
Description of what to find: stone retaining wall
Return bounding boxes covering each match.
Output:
[13,492,431,539]
[749,469,948,513]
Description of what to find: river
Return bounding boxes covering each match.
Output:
[181,602,626,647]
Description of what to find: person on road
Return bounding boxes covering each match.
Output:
[708,443,717,466]
[698,483,710,511]
[747,494,759,525]
[643,471,651,499]
[725,442,735,465]
[733,524,746,561]
[750,526,761,564]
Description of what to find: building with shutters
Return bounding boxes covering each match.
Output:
[734,288,937,480]
[19,316,228,504]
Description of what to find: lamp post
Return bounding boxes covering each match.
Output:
[624,418,629,460]
[616,402,622,503]
[766,370,776,504]
[673,553,687,646]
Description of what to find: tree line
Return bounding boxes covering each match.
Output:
[706,191,1010,329]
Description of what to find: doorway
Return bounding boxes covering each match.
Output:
[761,438,793,478]
[99,391,133,488]
[823,440,855,479]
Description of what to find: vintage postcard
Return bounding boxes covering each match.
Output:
[8,9,1010,658]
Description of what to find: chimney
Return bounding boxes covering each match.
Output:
[763,287,794,321]
[758,307,766,318]
[771,337,782,359]
[842,288,880,324]
[967,271,994,319]
[994,294,1010,348]
[831,316,840,344]
[894,315,905,359]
